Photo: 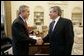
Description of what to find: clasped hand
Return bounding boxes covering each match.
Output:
[35,37,43,45]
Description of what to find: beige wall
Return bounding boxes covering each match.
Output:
[11,1,83,27]
[11,1,50,26]
[1,1,83,37]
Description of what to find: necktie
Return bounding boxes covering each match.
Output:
[49,21,55,32]
[24,21,29,36]
[24,21,28,30]
[25,21,27,26]
[24,21,27,27]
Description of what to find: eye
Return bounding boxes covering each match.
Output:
[50,11,51,13]
[50,11,53,13]
[54,11,56,12]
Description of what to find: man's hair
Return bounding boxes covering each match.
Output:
[18,5,29,15]
[51,6,62,16]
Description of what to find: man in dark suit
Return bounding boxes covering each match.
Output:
[12,5,43,55]
[43,6,74,55]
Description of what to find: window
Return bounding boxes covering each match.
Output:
[72,7,82,26]
[34,6,44,26]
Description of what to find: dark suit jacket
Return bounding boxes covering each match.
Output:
[12,16,36,55]
[43,17,74,55]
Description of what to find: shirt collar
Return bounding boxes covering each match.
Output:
[19,15,26,22]
[54,16,60,22]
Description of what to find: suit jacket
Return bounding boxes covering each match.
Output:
[43,17,74,55]
[12,16,36,55]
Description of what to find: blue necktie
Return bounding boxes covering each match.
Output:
[49,21,55,33]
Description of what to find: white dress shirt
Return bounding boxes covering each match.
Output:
[52,16,60,31]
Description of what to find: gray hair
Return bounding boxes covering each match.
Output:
[18,5,29,15]
[51,6,62,16]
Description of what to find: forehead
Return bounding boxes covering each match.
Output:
[24,7,30,11]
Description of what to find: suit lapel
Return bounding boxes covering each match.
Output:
[52,17,63,34]
[19,16,28,30]
[48,17,61,35]
[19,16,29,36]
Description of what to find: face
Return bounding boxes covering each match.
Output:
[21,7,30,19]
[49,8,58,20]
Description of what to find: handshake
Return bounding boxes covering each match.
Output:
[35,37,43,45]
[29,35,43,45]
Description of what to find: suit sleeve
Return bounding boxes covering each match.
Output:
[64,20,74,55]
[12,22,36,44]
[43,25,51,43]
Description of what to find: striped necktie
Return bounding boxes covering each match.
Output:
[49,21,55,33]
